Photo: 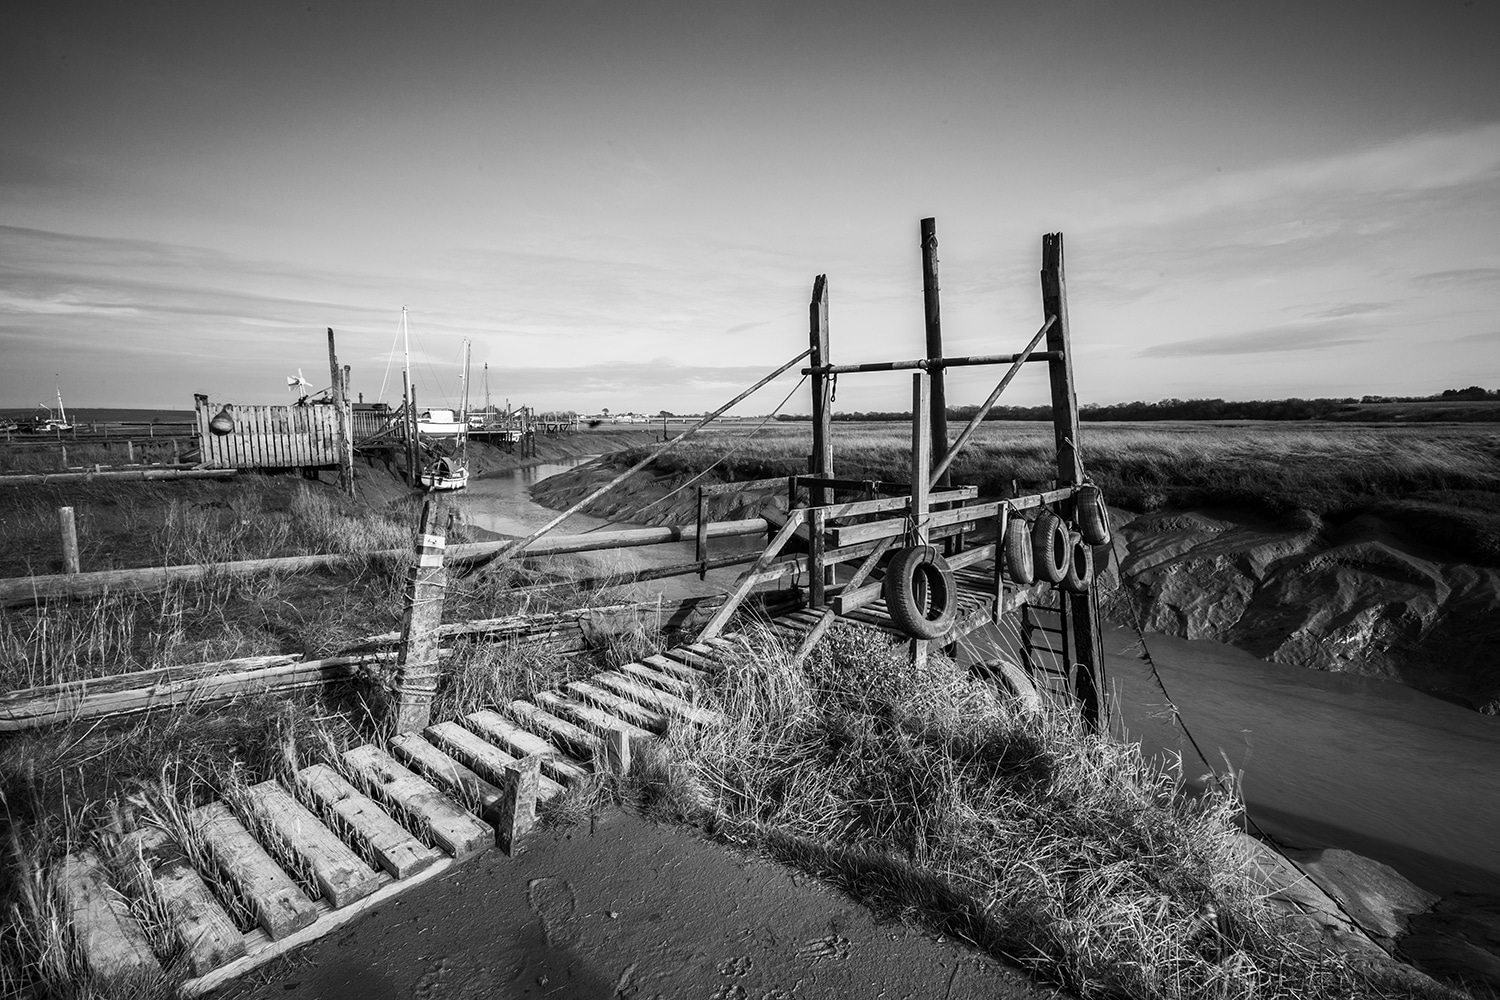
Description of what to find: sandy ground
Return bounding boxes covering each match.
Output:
[215,811,1058,1000]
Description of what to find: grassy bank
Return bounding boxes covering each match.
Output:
[619,624,1463,1000]
[586,420,1500,564]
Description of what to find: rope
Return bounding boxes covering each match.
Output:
[1101,543,1373,938]
[583,374,809,530]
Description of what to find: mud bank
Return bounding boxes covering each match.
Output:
[1103,507,1500,714]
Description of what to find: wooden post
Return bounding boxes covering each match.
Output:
[909,372,931,669]
[808,275,834,607]
[328,328,354,497]
[1040,233,1104,730]
[497,754,542,854]
[390,498,448,733]
[126,440,134,463]
[59,507,80,575]
[920,219,950,489]
[695,486,709,580]
[60,445,67,469]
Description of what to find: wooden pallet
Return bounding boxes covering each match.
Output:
[61,638,749,995]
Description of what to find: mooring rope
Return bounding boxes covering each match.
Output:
[476,348,812,573]
[576,373,810,533]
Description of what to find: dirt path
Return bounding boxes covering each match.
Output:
[216,811,1057,1000]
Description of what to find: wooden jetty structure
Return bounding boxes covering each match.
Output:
[39,224,1112,991]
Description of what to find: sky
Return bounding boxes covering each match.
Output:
[2,0,1497,415]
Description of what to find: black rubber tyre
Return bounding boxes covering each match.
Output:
[1033,511,1070,585]
[1077,484,1112,546]
[882,545,957,641]
[1062,533,1093,594]
[1004,515,1034,584]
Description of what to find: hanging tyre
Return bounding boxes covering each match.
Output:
[1062,532,1093,594]
[1077,484,1112,546]
[882,545,958,641]
[1004,514,1034,584]
[1033,511,1070,585]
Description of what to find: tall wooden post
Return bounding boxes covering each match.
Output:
[1040,233,1105,730]
[391,497,448,733]
[920,219,950,489]
[58,507,80,575]
[908,372,932,668]
[808,275,833,607]
[328,328,354,497]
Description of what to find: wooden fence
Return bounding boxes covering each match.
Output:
[195,396,345,470]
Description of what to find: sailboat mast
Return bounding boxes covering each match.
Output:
[55,375,67,424]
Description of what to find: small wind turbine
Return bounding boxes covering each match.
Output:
[286,368,312,402]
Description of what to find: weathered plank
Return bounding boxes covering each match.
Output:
[421,721,565,802]
[533,690,652,743]
[662,646,721,672]
[296,764,441,880]
[507,699,600,758]
[391,731,504,818]
[242,781,381,909]
[191,801,318,940]
[60,849,163,980]
[564,680,669,732]
[618,661,694,697]
[117,826,245,975]
[463,709,591,784]
[641,652,709,684]
[592,671,723,727]
[342,744,493,861]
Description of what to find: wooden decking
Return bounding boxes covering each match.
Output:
[62,562,1049,993]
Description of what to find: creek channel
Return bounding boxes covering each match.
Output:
[456,460,1500,900]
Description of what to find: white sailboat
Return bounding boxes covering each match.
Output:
[418,337,471,492]
[30,377,73,433]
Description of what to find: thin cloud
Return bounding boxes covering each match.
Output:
[1141,325,1371,359]
[1412,268,1500,290]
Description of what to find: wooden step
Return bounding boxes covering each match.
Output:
[296,764,441,880]
[191,801,318,940]
[593,671,723,727]
[618,661,694,697]
[243,781,381,909]
[117,826,244,976]
[662,646,721,672]
[533,690,652,743]
[391,732,505,820]
[60,849,163,980]
[341,745,493,862]
[703,636,751,660]
[463,709,591,785]
[507,699,600,758]
[423,721,564,802]
[642,653,709,684]
[565,679,669,732]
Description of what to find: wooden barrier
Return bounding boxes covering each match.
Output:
[194,395,343,470]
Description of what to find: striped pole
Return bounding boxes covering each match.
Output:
[391,497,448,732]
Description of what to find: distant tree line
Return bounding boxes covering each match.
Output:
[773,387,1499,423]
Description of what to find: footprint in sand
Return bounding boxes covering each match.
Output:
[527,877,580,949]
[708,986,747,1000]
[796,934,851,962]
[716,956,753,977]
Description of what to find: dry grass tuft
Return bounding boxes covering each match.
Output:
[624,622,1460,1000]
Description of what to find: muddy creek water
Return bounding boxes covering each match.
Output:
[457,461,1500,898]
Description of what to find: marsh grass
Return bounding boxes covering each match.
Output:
[621,622,1460,1000]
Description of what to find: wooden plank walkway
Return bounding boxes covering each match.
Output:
[61,560,1039,994]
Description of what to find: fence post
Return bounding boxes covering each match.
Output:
[390,497,448,733]
[695,485,708,580]
[328,328,355,497]
[808,275,833,606]
[920,219,951,490]
[126,440,134,463]
[1040,232,1104,731]
[59,507,80,575]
